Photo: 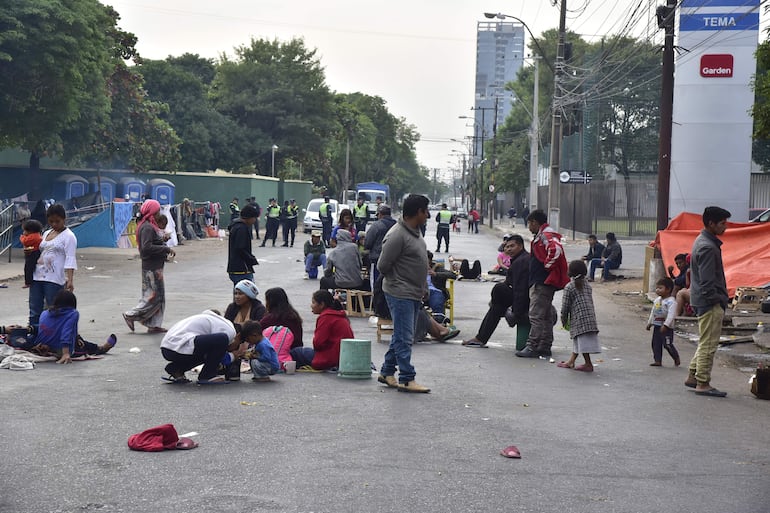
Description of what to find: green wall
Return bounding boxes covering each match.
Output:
[0,167,312,214]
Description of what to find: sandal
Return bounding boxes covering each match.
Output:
[461,339,487,348]
[197,376,230,385]
[573,364,593,372]
[147,327,168,334]
[556,361,574,369]
[161,375,191,384]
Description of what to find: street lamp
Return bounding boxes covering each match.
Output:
[483,13,554,73]
[271,144,278,178]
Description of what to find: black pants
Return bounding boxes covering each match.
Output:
[161,333,229,380]
[436,227,449,251]
[252,218,260,239]
[321,220,332,247]
[283,220,297,245]
[651,325,680,363]
[263,218,279,245]
[476,283,515,343]
[460,259,481,279]
[24,250,39,286]
[355,220,367,234]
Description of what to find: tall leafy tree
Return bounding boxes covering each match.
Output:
[0,0,116,169]
[210,37,336,175]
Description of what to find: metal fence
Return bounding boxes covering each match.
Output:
[0,203,15,262]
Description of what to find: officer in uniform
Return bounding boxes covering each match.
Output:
[435,203,454,253]
[228,197,240,225]
[260,198,281,247]
[353,196,369,234]
[283,198,299,247]
[319,196,333,248]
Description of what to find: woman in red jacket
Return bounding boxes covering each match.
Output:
[290,290,353,370]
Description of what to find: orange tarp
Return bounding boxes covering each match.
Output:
[654,212,770,297]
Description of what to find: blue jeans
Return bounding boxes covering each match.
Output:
[290,346,315,367]
[229,273,254,286]
[29,280,63,328]
[380,294,420,383]
[305,254,327,278]
[250,359,276,378]
[428,288,445,314]
[589,258,619,280]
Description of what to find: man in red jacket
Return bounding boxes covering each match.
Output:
[516,209,569,358]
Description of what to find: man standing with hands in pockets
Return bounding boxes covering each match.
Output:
[377,194,431,393]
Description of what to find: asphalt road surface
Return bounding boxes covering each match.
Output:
[0,221,767,513]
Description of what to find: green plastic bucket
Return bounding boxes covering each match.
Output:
[337,338,372,379]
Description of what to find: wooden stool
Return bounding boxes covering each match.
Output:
[336,289,373,318]
[376,317,393,344]
[444,279,455,324]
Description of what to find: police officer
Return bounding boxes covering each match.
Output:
[228,197,240,225]
[284,199,299,247]
[260,198,281,247]
[435,203,454,253]
[353,196,369,234]
[319,196,333,248]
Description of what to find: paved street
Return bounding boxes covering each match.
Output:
[0,221,767,513]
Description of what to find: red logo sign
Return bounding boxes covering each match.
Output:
[700,54,733,78]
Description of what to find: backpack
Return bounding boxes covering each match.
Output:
[263,326,294,369]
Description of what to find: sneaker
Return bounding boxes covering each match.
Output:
[397,380,431,393]
[377,374,398,388]
[303,273,309,280]
[515,346,539,358]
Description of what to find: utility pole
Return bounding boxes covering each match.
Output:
[529,57,540,212]
[656,0,676,231]
[548,0,567,231]
[490,96,499,228]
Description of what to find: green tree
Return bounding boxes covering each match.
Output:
[140,55,245,171]
[0,0,117,169]
[210,37,336,175]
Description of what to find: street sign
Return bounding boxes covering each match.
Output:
[561,170,592,184]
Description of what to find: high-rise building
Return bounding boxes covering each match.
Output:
[472,21,525,160]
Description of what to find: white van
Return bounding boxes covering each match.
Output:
[303,198,339,233]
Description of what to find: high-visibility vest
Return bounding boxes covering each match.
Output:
[267,206,280,218]
[287,205,299,219]
[320,203,332,220]
[354,204,368,221]
[438,209,452,226]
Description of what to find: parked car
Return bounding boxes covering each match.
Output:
[453,207,468,219]
[303,198,339,233]
[750,208,770,223]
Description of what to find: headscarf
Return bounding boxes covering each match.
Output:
[234,280,260,299]
[136,199,161,249]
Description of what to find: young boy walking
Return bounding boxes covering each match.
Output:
[646,277,681,367]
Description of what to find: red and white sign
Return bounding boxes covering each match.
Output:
[700,54,733,78]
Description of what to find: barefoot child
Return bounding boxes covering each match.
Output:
[646,277,681,367]
[558,260,601,372]
[20,219,43,288]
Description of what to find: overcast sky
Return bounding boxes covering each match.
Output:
[108,0,747,174]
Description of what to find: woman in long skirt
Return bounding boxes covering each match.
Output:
[123,200,175,334]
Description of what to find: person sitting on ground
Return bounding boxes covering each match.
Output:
[320,230,365,291]
[21,290,117,364]
[160,309,248,384]
[373,273,459,342]
[330,208,357,248]
[588,232,622,282]
[581,234,605,263]
[260,287,303,349]
[489,244,513,275]
[304,230,327,280]
[462,235,529,348]
[426,251,456,315]
[240,320,280,382]
[458,258,482,280]
[674,254,693,316]
[224,279,266,330]
[289,290,354,371]
[668,253,689,296]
